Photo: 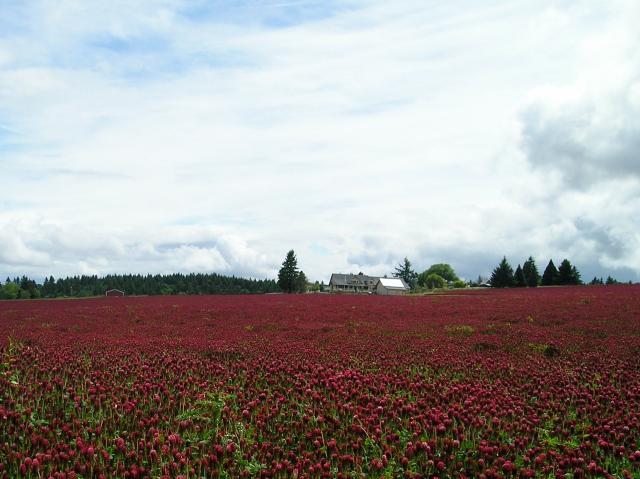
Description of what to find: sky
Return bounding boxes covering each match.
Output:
[1,0,639,283]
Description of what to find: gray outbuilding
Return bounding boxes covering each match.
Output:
[375,277,410,295]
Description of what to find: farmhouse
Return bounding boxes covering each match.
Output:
[105,289,125,297]
[375,277,410,295]
[329,273,379,294]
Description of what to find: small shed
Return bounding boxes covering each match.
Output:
[375,278,410,295]
[105,289,125,297]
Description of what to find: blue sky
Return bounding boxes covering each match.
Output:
[1,0,639,282]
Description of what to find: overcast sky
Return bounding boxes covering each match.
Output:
[1,0,639,283]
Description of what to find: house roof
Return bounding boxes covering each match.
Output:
[329,273,379,286]
[377,277,410,290]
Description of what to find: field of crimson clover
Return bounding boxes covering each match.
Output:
[1,286,639,479]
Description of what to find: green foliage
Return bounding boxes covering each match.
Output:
[557,259,582,285]
[514,264,527,288]
[19,276,39,298]
[277,250,305,293]
[541,259,558,286]
[571,265,582,284]
[1,273,280,300]
[0,281,20,300]
[522,256,540,287]
[296,270,308,293]
[452,279,466,288]
[418,263,459,284]
[490,257,515,288]
[18,288,31,299]
[393,257,417,289]
[178,391,233,445]
[423,273,445,289]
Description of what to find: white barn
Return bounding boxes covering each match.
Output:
[375,277,410,295]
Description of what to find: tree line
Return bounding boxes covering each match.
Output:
[1,251,633,299]
[0,272,280,300]
[389,256,624,290]
[588,276,631,285]
[392,258,467,290]
[490,257,582,288]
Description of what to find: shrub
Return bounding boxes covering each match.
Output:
[424,273,445,289]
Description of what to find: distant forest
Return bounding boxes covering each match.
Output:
[0,273,280,299]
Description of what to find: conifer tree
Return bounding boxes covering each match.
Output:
[393,257,418,289]
[570,265,582,285]
[557,259,581,285]
[514,265,527,287]
[490,257,515,288]
[541,260,558,286]
[278,250,300,293]
[296,271,308,293]
[522,256,540,287]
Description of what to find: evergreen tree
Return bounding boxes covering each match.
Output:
[277,250,300,293]
[1,271,281,300]
[296,271,308,293]
[393,257,418,289]
[605,275,617,285]
[557,259,581,285]
[490,257,515,288]
[541,260,558,286]
[514,264,527,287]
[557,259,572,285]
[522,256,540,287]
[570,265,582,285]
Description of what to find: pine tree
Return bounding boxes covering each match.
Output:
[296,271,308,293]
[522,256,540,287]
[514,265,527,287]
[393,257,417,289]
[570,265,582,285]
[490,257,515,288]
[277,250,300,293]
[557,259,581,285]
[541,260,558,286]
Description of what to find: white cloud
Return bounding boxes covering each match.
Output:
[1,0,639,282]
[0,213,274,279]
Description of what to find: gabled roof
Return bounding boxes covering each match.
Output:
[377,277,410,290]
[329,273,379,286]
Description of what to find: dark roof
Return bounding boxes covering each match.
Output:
[329,273,379,286]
